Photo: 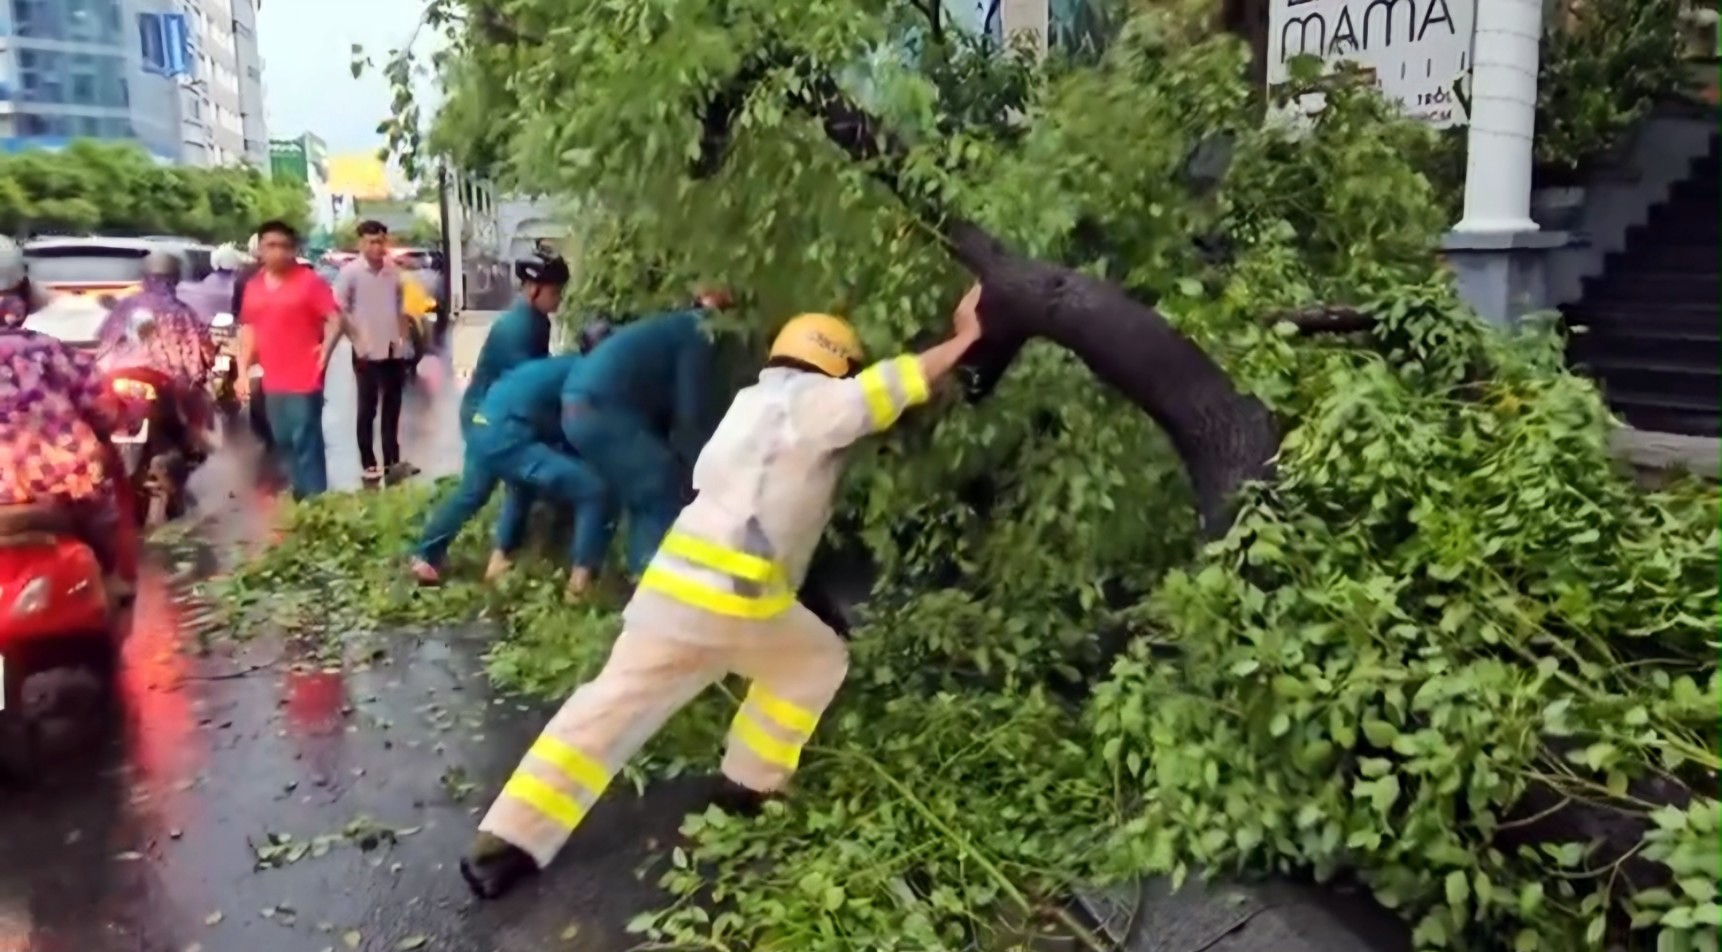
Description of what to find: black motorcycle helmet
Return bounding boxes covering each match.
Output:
[515,250,571,287]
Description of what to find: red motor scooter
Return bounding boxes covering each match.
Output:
[0,474,139,779]
[106,364,201,528]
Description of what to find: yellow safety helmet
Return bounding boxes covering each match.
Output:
[769,313,865,378]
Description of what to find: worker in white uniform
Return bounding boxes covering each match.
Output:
[460,284,986,899]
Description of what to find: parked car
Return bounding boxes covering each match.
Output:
[23,236,214,308]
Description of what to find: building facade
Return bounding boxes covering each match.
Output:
[0,0,264,165]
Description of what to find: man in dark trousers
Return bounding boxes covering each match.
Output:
[334,220,416,485]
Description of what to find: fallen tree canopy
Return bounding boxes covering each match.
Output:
[218,2,1722,950]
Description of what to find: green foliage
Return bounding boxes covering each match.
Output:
[222,2,1720,951]
[0,140,310,241]
[1535,0,1698,184]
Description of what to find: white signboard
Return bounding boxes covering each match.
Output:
[1268,0,1478,127]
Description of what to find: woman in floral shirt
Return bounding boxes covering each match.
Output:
[1,327,139,579]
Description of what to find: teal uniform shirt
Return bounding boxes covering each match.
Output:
[460,296,551,432]
[561,308,716,463]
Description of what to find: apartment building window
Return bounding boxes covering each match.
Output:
[17,50,65,105]
[139,12,192,77]
[20,50,131,108]
[18,112,72,137]
[13,0,123,43]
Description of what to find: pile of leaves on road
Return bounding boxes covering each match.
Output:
[204,3,1720,951]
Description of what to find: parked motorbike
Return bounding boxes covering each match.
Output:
[0,499,133,778]
[105,365,199,528]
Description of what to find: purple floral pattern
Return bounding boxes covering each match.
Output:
[0,329,125,505]
[97,277,218,388]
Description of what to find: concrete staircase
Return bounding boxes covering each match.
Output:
[1565,134,1721,438]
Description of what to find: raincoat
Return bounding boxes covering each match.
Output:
[480,354,931,869]
[95,275,217,433]
[415,354,613,570]
[96,275,218,389]
[0,329,122,505]
[561,309,717,577]
[0,328,141,576]
[177,270,239,324]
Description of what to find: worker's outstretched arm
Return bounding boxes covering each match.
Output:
[800,284,984,450]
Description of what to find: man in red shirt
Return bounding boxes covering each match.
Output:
[235,220,358,498]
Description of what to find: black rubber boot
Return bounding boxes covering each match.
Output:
[709,779,779,818]
[459,832,539,900]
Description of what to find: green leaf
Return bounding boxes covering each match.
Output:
[1445,870,1470,908]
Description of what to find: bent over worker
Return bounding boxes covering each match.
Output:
[560,292,724,580]
[460,284,985,899]
[450,250,571,577]
[409,352,614,597]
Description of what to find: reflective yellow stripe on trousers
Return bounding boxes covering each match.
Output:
[639,532,795,619]
[728,683,822,771]
[498,734,612,832]
[856,355,931,431]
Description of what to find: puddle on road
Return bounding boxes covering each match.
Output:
[0,446,705,951]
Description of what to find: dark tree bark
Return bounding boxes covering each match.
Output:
[695,55,1281,537]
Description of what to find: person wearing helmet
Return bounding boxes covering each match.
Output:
[0,235,55,328]
[552,287,728,589]
[95,250,218,442]
[177,242,245,324]
[460,284,985,900]
[458,250,570,443]
[411,250,569,582]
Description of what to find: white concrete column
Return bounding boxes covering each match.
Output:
[445,167,467,314]
[1453,0,1545,234]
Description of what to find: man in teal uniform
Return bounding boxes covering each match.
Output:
[438,250,570,581]
[460,251,568,439]
[411,352,615,597]
[560,288,728,581]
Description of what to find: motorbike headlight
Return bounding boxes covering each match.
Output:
[211,311,235,329]
[10,576,49,617]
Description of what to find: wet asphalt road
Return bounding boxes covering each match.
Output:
[0,338,709,952]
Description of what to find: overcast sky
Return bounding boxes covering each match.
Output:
[257,0,442,156]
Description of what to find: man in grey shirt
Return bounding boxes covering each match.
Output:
[334,220,414,483]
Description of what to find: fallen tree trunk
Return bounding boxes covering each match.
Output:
[697,56,1280,537]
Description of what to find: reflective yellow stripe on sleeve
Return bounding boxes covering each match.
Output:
[501,773,586,829]
[730,711,804,771]
[746,684,818,735]
[856,355,931,431]
[639,566,796,619]
[660,532,777,583]
[528,735,611,796]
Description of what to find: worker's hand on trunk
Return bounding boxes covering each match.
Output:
[952,283,983,342]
